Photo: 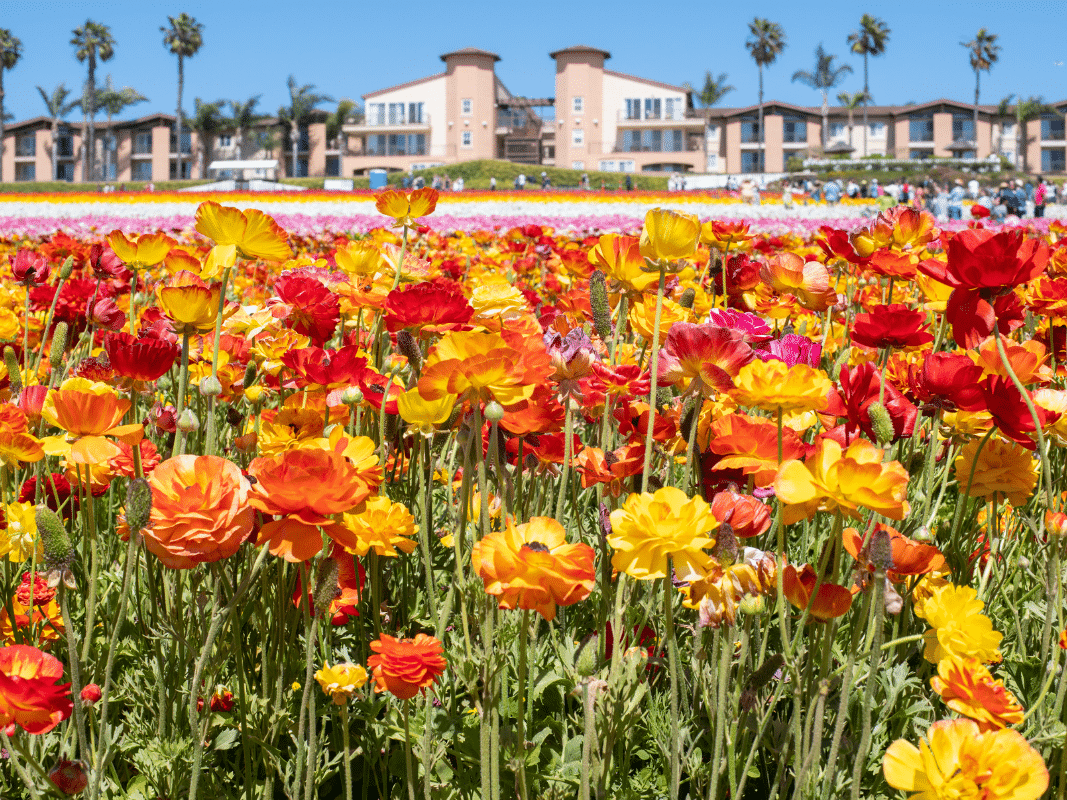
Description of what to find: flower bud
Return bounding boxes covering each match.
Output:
[48,760,89,795]
[243,361,257,389]
[341,386,363,405]
[49,322,69,370]
[830,346,851,382]
[678,287,696,309]
[395,330,423,372]
[125,478,153,534]
[588,269,612,343]
[747,653,785,692]
[4,347,22,394]
[711,522,738,567]
[574,634,600,677]
[313,558,341,619]
[177,408,200,433]
[37,505,75,572]
[483,400,505,423]
[80,683,102,707]
[866,401,895,446]
[59,255,75,280]
[243,385,266,404]
[869,525,894,574]
[199,375,223,398]
[912,526,934,543]
[738,595,766,616]
[1046,511,1067,537]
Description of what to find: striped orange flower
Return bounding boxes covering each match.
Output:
[367,633,447,700]
[0,644,73,734]
[930,656,1024,731]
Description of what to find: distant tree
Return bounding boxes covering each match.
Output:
[0,28,23,182]
[71,20,115,180]
[792,45,853,150]
[186,98,225,178]
[999,95,1056,172]
[95,75,148,181]
[229,95,261,159]
[962,29,1000,151]
[837,90,870,151]
[327,98,357,175]
[37,84,80,180]
[162,14,204,180]
[278,76,332,178]
[745,18,786,173]
[683,72,735,172]
[847,15,890,157]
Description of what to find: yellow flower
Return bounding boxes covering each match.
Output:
[106,230,174,268]
[0,502,41,562]
[257,408,325,455]
[397,388,455,436]
[339,496,418,558]
[914,582,1002,665]
[374,187,438,228]
[314,663,368,705]
[954,436,1037,507]
[589,233,658,295]
[627,294,687,342]
[608,486,717,582]
[470,283,529,321]
[200,244,237,281]
[194,201,291,262]
[334,240,385,278]
[773,437,910,525]
[639,208,700,264]
[883,719,1047,800]
[730,360,832,414]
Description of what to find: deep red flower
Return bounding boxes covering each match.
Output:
[104,332,180,381]
[817,225,867,265]
[87,297,126,331]
[272,275,340,345]
[825,362,917,443]
[87,242,129,282]
[905,352,985,413]
[589,362,651,398]
[209,690,235,712]
[281,345,368,390]
[70,355,114,382]
[657,322,754,395]
[19,473,77,514]
[384,280,473,333]
[850,304,933,349]
[9,249,50,287]
[981,376,1060,450]
[30,278,103,328]
[359,367,403,414]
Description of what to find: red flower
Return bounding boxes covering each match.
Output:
[15,573,56,607]
[79,683,102,706]
[87,297,126,331]
[850,304,933,350]
[817,225,867,266]
[825,362,917,444]
[711,489,772,539]
[905,352,985,413]
[589,362,651,398]
[0,644,74,734]
[782,564,852,622]
[272,275,340,345]
[104,332,180,381]
[209,689,235,712]
[48,760,89,795]
[87,242,129,282]
[281,345,368,390]
[384,280,473,333]
[657,322,754,395]
[367,633,447,700]
[981,376,1060,450]
[9,249,50,287]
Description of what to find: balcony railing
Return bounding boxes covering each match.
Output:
[348,115,432,133]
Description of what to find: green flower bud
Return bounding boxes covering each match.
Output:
[49,322,68,370]
[125,478,153,534]
[341,387,363,405]
[59,255,75,280]
[199,375,223,398]
[866,401,895,446]
[395,330,422,372]
[711,522,738,567]
[830,346,851,382]
[177,408,200,433]
[574,633,600,678]
[746,653,785,692]
[678,287,696,309]
[588,269,612,343]
[483,400,505,423]
[37,505,75,571]
[313,557,341,619]
[869,525,894,574]
[738,595,766,616]
[242,362,257,389]
[4,347,22,394]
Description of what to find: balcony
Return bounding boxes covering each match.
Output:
[344,115,431,134]
[616,110,702,128]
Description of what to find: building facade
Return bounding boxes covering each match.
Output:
[4,47,1066,182]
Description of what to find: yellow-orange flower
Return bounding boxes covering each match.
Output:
[773,437,910,525]
[471,516,595,621]
[339,496,418,558]
[106,230,175,268]
[144,455,255,569]
[334,240,385,278]
[156,270,223,335]
[760,252,836,311]
[374,187,439,228]
[930,656,1024,731]
[0,503,41,562]
[730,359,832,414]
[397,388,455,436]
[608,487,717,582]
[41,378,142,464]
[314,662,368,705]
[589,233,658,294]
[883,719,1047,800]
[627,294,687,341]
[194,201,291,262]
[419,330,541,409]
[200,243,237,281]
[639,207,700,264]
[954,435,1038,507]
[914,581,1003,665]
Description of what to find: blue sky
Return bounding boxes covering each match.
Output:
[2,0,1065,122]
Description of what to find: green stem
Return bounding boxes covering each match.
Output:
[640,264,667,489]
[516,609,530,800]
[554,405,573,521]
[172,330,191,458]
[341,704,353,800]
[664,567,680,800]
[204,266,232,457]
[59,588,90,763]
[403,700,417,800]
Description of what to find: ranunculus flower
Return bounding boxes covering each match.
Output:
[104,332,180,382]
[914,581,1002,665]
[608,486,717,582]
[157,270,222,335]
[782,564,852,622]
[106,230,175,268]
[315,662,368,705]
[850,303,933,350]
[730,358,832,414]
[194,201,291,262]
[471,516,595,621]
[144,455,255,569]
[954,434,1038,507]
[930,656,1025,731]
[657,322,753,396]
[384,280,473,334]
[639,207,700,264]
[0,644,74,734]
[374,187,439,228]
[367,633,447,700]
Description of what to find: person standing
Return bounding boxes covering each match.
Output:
[625,174,633,191]
[1034,176,1047,218]
[948,178,965,220]
[823,179,841,205]
[967,176,979,199]
[517,173,526,190]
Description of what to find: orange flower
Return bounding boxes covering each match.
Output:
[710,489,771,539]
[471,516,596,621]
[589,233,657,294]
[730,359,832,414]
[419,330,542,409]
[760,252,836,311]
[0,644,74,734]
[41,378,142,464]
[157,270,223,334]
[930,656,1025,731]
[367,633,447,700]
[773,437,910,525]
[704,414,808,488]
[843,524,946,582]
[194,201,291,262]
[144,455,255,569]
[106,230,175,268]
[782,564,853,622]
[374,187,439,228]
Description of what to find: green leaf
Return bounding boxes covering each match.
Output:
[213,728,240,751]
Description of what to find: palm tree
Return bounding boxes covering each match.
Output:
[278,76,332,178]
[326,98,356,177]
[186,98,225,178]
[961,29,1000,153]
[0,29,23,183]
[847,15,890,158]
[162,14,204,181]
[683,72,735,172]
[996,95,1015,162]
[37,84,79,180]
[745,18,786,173]
[229,95,261,159]
[1004,96,1055,173]
[792,45,853,151]
[71,20,115,181]
[837,90,870,152]
[95,75,148,181]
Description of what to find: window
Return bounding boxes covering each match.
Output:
[741,117,760,143]
[325,155,340,177]
[14,162,35,181]
[366,134,385,155]
[644,98,662,120]
[665,98,677,120]
[461,130,472,147]
[1042,114,1066,141]
[132,161,153,181]
[706,153,718,169]
[783,117,807,143]
[740,151,764,172]
[104,161,116,180]
[572,161,584,169]
[367,103,385,125]
[57,162,75,181]
[956,149,977,160]
[295,157,309,178]
[388,103,405,124]
[641,129,662,151]
[170,130,191,154]
[909,114,934,142]
[952,114,975,143]
[461,98,472,115]
[909,149,934,160]
[625,99,641,120]
[573,96,583,113]
[133,131,153,155]
[572,128,584,145]
[829,122,846,139]
[170,161,191,179]
[663,130,683,152]
[15,134,36,157]
[599,160,617,171]
[367,133,426,156]
[218,134,232,147]
[1043,148,1066,172]
[868,122,885,136]
[57,133,74,158]
[1002,121,1015,137]
[408,102,424,124]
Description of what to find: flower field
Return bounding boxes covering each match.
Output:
[0,188,1066,800]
